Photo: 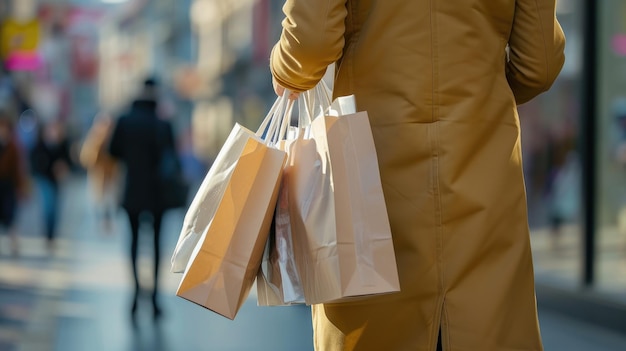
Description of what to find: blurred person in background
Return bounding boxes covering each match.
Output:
[612,101,626,247]
[29,118,72,253]
[545,118,580,249]
[270,0,565,350]
[547,149,580,249]
[0,108,29,256]
[109,77,176,320]
[79,111,119,235]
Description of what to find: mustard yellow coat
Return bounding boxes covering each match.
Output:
[270,1,565,350]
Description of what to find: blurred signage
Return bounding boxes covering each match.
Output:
[613,2,626,57]
[0,17,42,71]
[612,34,626,57]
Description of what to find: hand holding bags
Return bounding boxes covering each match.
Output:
[172,96,290,319]
[257,84,400,306]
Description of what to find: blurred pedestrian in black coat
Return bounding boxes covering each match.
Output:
[108,78,177,319]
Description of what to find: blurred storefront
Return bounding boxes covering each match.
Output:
[519,0,626,332]
[596,0,626,299]
[0,0,195,138]
[175,0,293,163]
[0,0,112,145]
[98,0,193,112]
[520,0,584,285]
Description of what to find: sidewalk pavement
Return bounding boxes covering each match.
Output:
[1,174,314,351]
[1,174,626,351]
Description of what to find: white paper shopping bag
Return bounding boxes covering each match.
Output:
[172,96,290,319]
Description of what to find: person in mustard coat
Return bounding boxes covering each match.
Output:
[270,1,565,350]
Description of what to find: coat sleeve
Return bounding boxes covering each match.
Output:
[506,0,565,105]
[270,0,348,92]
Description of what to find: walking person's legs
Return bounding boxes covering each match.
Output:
[151,210,164,318]
[126,210,141,316]
[0,181,19,256]
[38,178,59,252]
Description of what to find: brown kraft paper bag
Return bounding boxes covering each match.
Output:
[175,98,289,319]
